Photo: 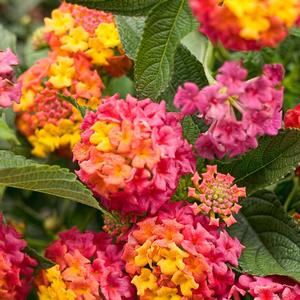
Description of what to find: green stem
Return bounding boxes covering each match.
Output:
[284,177,299,212]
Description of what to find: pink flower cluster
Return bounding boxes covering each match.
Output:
[122,202,244,299]
[0,49,21,108]
[189,165,246,227]
[73,94,195,215]
[36,227,134,299]
[232,275,300,300]
[0,214,37,300]
[174,61,284,159]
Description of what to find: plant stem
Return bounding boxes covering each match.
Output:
[284,176,299,212]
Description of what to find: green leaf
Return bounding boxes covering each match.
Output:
[0,118,19,145]
[0,150,102,211]
[228,190,300,283]
[290,27,300,38]
[219,129,300,195]
[103,76,135,98]
[25,246,55,270]
[65,0,162,15]
[0,24,17,51]
[135,0,197,99]
[116,16,145,60]
[58,94,87,118]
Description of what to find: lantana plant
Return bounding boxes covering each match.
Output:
[0,1,300,300]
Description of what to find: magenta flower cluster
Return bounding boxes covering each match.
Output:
[0,48,21,108]
[174,61,284,159]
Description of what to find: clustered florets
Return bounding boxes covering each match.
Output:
[73,94,195,215]
[0,215,37,299]
[36,228,134,300]
[175,61,284,159]
[189,0,300,51]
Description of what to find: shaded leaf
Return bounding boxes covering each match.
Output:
[65,0,162,15]
[228,190,300,283]
[0,24,17,51]
[219,129,300,195]
[25,246,55,270]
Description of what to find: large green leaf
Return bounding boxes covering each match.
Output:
[65,0,162,15]
[116,16,145,60]
[219,129,300,195]
[0,151,102,211]
[135,0,197,99]
[229,191,300,283]
[0,24,16,51]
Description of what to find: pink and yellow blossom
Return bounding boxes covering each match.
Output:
[36,228,134,300]
[122,202,244,299]
[188,165,246,226]
[73,94,196,215]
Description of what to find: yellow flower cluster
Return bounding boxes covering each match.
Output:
[224,0,299,40]
[44,4,122,66]
[37,266,76,300]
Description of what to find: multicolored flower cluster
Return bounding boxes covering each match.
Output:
[188,165,246,226]
[36,227,134,300]
[0,48,21,108]
[73,94,195,215]
[233,275,300,299]
[174,61,284,159]
[44,2,131,76]
[15,3,131,157]
[0,214,37,300]
[189,0,300,51]
[122,202,244,299]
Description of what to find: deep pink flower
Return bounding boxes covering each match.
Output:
[237,275,300,300]
[175,61,284,158]
[0,214,37,300]
[0,49,21,108]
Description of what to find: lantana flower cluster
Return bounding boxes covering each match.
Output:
[188,165,246,226]
[36,227,134,300]
[175,61,284,159]
[122,202,244,299]
[73,94,195,215]
[0,48,21,108]
[0,214,37,300]
[189,0,300,51]
[15,3,131,158]
[44,2,131,75]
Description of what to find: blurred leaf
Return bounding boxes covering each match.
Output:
[290,27,300,38]
[0,118,19,145]
[103,76,135,98]
[24,38,48,67]
[5,0,43,20]
[135,0,197,99]
[25,246,55,269]
[228,190,300,283]
[0,150,104,211]
[65,0,162,15]
[219,129,300,195]
[0,24,17,51]
[116,16,145,60]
